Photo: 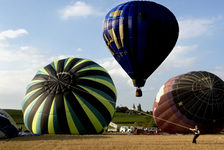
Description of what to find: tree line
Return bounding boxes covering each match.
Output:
[116,104,152,114]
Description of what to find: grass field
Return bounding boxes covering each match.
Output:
[3,109,156,131]
[1,134,224,150]
[3,109,224,150]
[2,109,224,150]
[112,112,155,126]
[4,109,23,124]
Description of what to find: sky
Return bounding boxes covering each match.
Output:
[0,0,224,111]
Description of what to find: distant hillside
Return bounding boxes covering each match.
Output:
[4,109,156,130]
[112,112,156,127]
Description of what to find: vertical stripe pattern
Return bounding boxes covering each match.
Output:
[22,57,117,134]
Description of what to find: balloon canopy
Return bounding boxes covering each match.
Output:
[0,109,18,138]
[103,1,179,96]
[153,71,224,133]
[22,57,117,134]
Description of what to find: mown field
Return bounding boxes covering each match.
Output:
[112,112,155,127]
[2,109,224,150]
[1,134,224,150]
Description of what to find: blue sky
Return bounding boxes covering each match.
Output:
[0,0,224,111]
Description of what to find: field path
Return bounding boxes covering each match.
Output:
[1,134,224,150]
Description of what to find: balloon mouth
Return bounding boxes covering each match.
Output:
[136,87,142,97]
[132,79,146,87]
[132,79,145,97]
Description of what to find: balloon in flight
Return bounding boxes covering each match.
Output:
[103,1,179,96]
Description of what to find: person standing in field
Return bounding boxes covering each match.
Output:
[189,125,200,144]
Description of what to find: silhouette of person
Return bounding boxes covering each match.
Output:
[189,125,200,144]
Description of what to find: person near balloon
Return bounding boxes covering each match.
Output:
[189,125,200,144]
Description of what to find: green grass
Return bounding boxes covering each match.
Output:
[3,109,156,131]
[4,109,23,124]
[112,112,156,127]
[3,109,27,131]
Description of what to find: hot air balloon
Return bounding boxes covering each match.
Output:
[21,57,117,134]
[0,109,18,138]
[153,71,224,133]
[103,1,179,96]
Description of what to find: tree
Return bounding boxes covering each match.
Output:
[116,106,129,113]
[132,104,136,110]
[137,103,142,112]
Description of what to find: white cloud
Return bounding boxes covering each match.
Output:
[165,45,197,67]
[211,66,224,80]
[60,1,103,20]
[76,48,83,52]
[97,45,198,90]
[0,29,28,40]
[179,17,219,39]
[98,57,134,86]
[0,40,9,47]
[0,46,74,109]
[0,28,78,109]
[98,57,129,80]
[154,45,198,75]
[213,66,224,71]
[99,58,126,76]
[20,46,31,50]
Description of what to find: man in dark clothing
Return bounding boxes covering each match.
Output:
[189,125,200,144]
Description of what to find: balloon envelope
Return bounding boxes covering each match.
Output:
[0,109,18,138]
[103,1,179,95]
[22,57,117,134]
[153,71,224,133]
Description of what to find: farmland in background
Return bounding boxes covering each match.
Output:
[4,108,156,132]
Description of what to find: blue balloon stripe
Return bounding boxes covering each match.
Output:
[64,97,86,134]
[82,75,113,85]
[24,94,42,131]
[77,64,99,71]
[35,99,47,134]
[36,70,48,75]
[81,86,115,107]
[22,88,42,109]
[50,62,56,71]
[52,99,60,133]
[75,94,108,128]
[26,80,44,91]
[104,13,134,74]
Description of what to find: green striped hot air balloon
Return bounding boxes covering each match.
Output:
[21,57,117,134]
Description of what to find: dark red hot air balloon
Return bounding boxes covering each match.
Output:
[153,71,224,133]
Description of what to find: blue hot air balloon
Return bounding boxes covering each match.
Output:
[103,1,179,96]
